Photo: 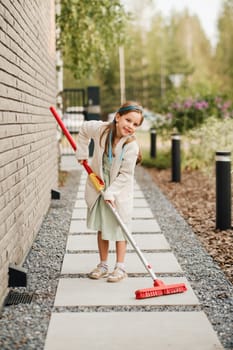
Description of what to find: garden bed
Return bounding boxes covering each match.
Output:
[147,167,233,284]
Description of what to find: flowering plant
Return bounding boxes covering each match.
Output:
[163,96,232,133]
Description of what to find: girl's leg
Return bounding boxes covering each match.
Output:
[97,231,109,261]
[107,240,127,282]
[89,231,109,279]
[115,240,127,263]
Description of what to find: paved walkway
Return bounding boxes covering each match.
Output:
[44,163,223,350]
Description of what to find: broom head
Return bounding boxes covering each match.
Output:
[135,279,187,299]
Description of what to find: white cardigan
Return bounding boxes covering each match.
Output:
[75,120,139,224]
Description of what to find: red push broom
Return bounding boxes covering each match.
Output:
[50,106,187,299]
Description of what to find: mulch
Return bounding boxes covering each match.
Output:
[146,167,233,285]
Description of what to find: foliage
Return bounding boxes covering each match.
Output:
[141,149,171,169]
[157,95,233,133]
[100,8,217,111]
[215,0,233,96]
[57,0,129,79]
[60,0,233,125]
[142,116,233,173]
[183,116,233,171]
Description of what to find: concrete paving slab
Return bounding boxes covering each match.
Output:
[134,190,145,198]
[69,219,160,234]
[44,312,223,350]
[76,192,85,199]
[71,207,154,219]
[72,208,87,219]
[60,155,80,171]
[61,252,183,274]
[133,207,154,218]
[66,234,171,251]
[54,277,198,306]
[132,219,160,232]
[74,199,87,208]
[133,198,149,207]
[79,178,87,185]
[69,220,95,233]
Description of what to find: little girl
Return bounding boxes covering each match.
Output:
[76,101,144,282]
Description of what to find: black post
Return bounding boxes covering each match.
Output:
[216,151,231,230]
[171,133,181,182]
[150,128,156,158]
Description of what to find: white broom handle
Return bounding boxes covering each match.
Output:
[105,198,157,281]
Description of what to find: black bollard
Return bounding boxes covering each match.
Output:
[150,128,156,158]
[171,133,181,182]
[216,151,231,230]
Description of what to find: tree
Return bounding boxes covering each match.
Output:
[215,0,233,96]
[57,0,129,80]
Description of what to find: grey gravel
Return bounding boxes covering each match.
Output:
[0,165,232,350]
[0,170,80,350]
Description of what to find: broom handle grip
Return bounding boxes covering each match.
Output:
[50,106,77,151]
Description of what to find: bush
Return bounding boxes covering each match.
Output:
[183,116,233,171]
[160,95,233,133]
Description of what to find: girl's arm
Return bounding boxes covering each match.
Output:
[75,120,103,160]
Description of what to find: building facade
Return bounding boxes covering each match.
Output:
[0,0,57,305]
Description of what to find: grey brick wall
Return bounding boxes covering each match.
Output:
[0,0,57,305]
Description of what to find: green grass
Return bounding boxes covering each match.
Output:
[141,149,171,169]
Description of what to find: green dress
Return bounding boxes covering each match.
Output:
[86,154,126,241]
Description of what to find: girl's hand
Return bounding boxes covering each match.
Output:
[78,159,86,165]
[105,199,116,208]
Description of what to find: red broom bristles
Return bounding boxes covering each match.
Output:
[135,283,187,299]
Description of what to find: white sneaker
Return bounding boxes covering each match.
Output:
[89,263,108,279]
[107,267,127,283]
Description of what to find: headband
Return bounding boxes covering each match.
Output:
[117,105,143,113]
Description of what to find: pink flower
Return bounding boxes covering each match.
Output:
[194,101,208,110]
[166,113,173,119]
[183,99,193,109]
[221,101,231,111]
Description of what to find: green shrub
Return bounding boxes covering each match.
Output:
[183,116,233,171]
[160,95,233,134]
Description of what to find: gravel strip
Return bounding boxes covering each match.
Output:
[135,166,233,350]
[0,170,80,350]
[0,165,232,349]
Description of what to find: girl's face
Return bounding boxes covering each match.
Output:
[115,111,142,138]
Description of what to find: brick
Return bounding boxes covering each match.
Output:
[0,0,57,306]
